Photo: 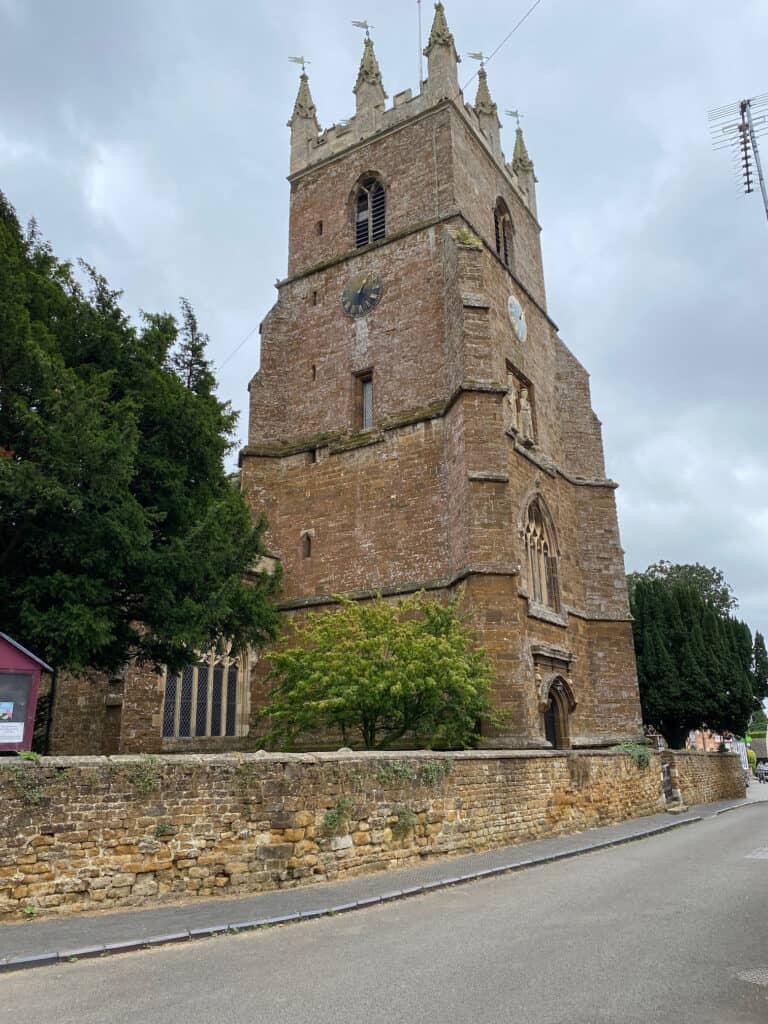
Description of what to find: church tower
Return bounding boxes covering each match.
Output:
[241,4,644,749]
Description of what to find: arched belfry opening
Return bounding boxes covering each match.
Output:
[538,674,576,749]
[353,174,386,248]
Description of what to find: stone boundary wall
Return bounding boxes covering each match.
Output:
[661,750,745,806]
[0,750,667,920]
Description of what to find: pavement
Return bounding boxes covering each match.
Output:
[0,792,760,972]
[3,799,768,1024]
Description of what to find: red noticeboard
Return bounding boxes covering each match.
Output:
[0,633,52,752]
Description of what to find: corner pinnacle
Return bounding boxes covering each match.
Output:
[288,72,320,131]
[354,35,387,96]
[423,1,460,60]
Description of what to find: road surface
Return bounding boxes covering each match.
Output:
[3,802,767,1023]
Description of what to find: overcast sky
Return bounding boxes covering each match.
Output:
[2,1,767,639]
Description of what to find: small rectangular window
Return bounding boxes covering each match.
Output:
[315,220,323,236]
[362,378,373,430]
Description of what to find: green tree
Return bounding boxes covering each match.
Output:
[262,592,499,750]
[753,632,768,706]
[0,191,279,672]
[627,560,736,615]
[629,575,759,748]
[749,706,767,737]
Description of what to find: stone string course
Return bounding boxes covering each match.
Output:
[0,750,741,920]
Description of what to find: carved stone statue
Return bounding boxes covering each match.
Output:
[519,388,534,441]
[506,376,519,432]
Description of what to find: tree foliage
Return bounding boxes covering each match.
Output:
[262,592,499,750]
[749,707,767,737]
[0,191,279,672]
[627,560,737,615]
[753,632,768,708]
[630,574,759,748]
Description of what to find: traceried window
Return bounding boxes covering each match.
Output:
[493,198,513,269]
[525,499,561,612]
[162,648,244,739]
[355,176,386,248]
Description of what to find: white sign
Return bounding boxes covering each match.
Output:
[0,722,24,743]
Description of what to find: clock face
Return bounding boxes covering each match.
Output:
[342,270,383,318]
[507,293,527,344]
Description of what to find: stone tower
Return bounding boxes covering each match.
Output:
[241,3,644,749]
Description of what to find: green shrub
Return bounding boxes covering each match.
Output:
[611,742,652,769]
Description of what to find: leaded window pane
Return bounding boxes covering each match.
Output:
[211,664,224,736]
[162,674,178,738]
[177,665,194,737]
[195,664,209,737]
[226,666,238,737]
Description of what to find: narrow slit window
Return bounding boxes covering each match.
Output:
[360,374,374,430]
[302,533,312,558]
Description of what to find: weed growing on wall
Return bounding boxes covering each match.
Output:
[390,806,417,840]
[611,743,652,769]
[123,755,161,797]
[376,760,417,785]
[420,759,454,786]
[321,797,354,837]
[9,762,68,805]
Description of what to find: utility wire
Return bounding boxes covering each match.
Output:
[459,0,544,94]
[217,323,260,370]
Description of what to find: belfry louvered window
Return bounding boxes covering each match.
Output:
[355,177,386,247]
[494,198,513,269]
[162,648,243,739]
[525,499,561,612]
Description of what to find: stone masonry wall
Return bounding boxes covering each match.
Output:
[0,750,664,920]
[662,750,745,806]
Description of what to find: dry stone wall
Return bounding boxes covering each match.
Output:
[0,750,665,920]
[662,750,745,806]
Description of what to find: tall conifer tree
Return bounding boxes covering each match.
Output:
[0,192,279,672]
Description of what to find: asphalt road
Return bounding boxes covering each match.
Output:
[3,803,767,1024]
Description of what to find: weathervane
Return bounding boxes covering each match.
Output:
[288,56,310,72]
[467,51,488,69]
[505,109,524,129]
[352,20,373,38]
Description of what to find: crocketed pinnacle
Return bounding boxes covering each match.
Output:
[423,1,460,60]
[354,36,386,95]
[288,72,319,130]
[474,66,497,117]
[513,126,534,172]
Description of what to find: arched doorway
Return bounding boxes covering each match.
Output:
[539,675,576,749]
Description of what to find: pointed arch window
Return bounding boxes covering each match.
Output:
[525,499,561,612]
[493,198,513,269]
[162,648,246,739]
[355,176,386,248]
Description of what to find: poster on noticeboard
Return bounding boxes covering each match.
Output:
[0,674,31,744]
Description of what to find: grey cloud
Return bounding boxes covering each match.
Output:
[1,0,766,638]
